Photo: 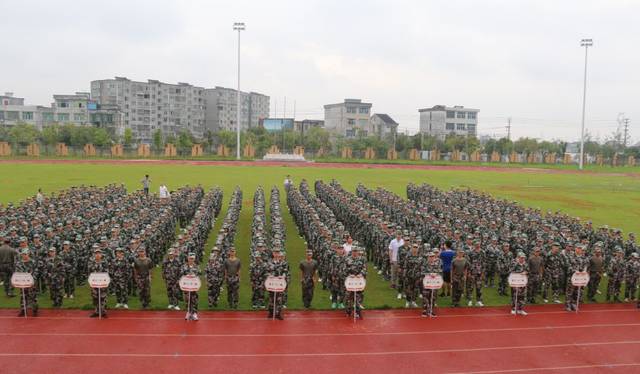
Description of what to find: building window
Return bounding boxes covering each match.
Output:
[456,112,465,119]
[0,111,4,120]
[456,123,465,130]
[358,119,368,128]
[358,107,369,114]
[467,112,477,119]
[445,123,455,130]
[22,112,33,120]
[42,113,54,122]
[57,113,70,122]
[467,124,476,132]
[59,102,68,108]
[446,111,455,118]
[78,103,83,108]
[347,119,356,125]
[74,113,85,121]
[346,107,356,114]
[345,129,356,137]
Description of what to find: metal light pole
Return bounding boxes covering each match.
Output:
[579,38,593,170]
[233,22,245,160]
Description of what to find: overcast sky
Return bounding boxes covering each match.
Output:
[1,0,638,142]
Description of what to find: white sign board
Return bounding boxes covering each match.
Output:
[508,273,528,288]
[265,276,287,292]
[11,272,34,288]
[571,271,590,287]
[423,273,444,290]
[344,276,366,292]
[88,272,111,288]
[179,275,202,292]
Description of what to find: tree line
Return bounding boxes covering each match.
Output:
[1,122,638,158]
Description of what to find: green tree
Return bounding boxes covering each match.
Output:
[152,129,163,151]
[41,125,59,146]
[123,128,133,148]
[177,130,193,153]
[92,127,112,147]
[9,123,39,146]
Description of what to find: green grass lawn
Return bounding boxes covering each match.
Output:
[0,162,638,312]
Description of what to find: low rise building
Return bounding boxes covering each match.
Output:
[419,105,479,139]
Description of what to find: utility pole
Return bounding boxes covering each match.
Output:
[233,22,245,160]
[623,118,630,148]
[579,38,593,170]
[506,117,511,140]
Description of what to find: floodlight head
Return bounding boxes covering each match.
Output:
[580,38,593,47]
[233,22,246,31]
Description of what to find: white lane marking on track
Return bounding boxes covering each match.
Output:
[0,307,634,321]
[1,323,639,338]
[0,340,638,358]
[450,362,640,374]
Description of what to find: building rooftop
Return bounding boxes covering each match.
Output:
[418,105,479,112]
[372,113,398,125]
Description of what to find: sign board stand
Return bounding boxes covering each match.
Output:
[179,275,202,322]
[265,276,287,321]
[344,276,367,322]
[88,272,111,320]
[423,273,444,318]
[508,273,528,317]
[571,272,590,313]
[12,272,35,319]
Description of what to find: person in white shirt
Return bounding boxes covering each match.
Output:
[284,175,292,191]
[36,188,44,205]
[159,184,170,199]
[388,231,404,297]
[343,236,353,255]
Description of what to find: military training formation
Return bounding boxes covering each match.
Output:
[1,175,639,321]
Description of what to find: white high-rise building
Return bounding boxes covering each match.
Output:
[91,77,205,143]
[204,87,269,132]
[419,105,479,140]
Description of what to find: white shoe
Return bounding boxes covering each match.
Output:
[554,299,561,304]
[411,302,418,308]
[115,303,122,308]
[123,304,129,309]
[359,304,365,310]
[597,290,602,295]
[418,294,423,299]
[517,310,528,316]
[511,309,516,315]
[543,299,549,303]
[377,270,382,275]
[192,313,199,321]
[318,278,322,283]
[476,301,484,307]
[168,305,174,310]
[468,300,473,307]
[397,293,402,299]
[405,301,410,308]
[69,294,74,299]
[173,305,180,311]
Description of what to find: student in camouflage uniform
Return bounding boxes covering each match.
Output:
[624,253,640,301]
[403,243,425,308]
[345,247,367,319]
[44,247,65,307]
[588,247,605,302]
[16,249,39,316]
[88,248,108,318]
[299,249,318,309]
[543,243,564,304]
[181,253,201,321]
[0,237,17,297]
[484,237,500,287]
[110,248,131,309]
[60,241,77,299]
[250,252,267,309]
[527,247,544,304]
[266,250,289,320]
[466,241,485,306]
[133,248,153,309]
[421,251,442,317]
[565,245,590,312]
[451,250,469,307]
[510,252,529,315]
[224,248,241,309]
[497,243,513,296]
[606,248,625,302]
[205,248,225,308]
[162,248,182,310]
[330,244,347,309]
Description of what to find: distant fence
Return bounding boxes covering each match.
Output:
[0,142,637,166]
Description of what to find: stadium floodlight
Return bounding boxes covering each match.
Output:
[578,38,593,170]
[233,22,246,160]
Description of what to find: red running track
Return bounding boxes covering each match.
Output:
[0,303,639,374]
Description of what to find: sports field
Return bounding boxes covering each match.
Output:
[0,160,639,311]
